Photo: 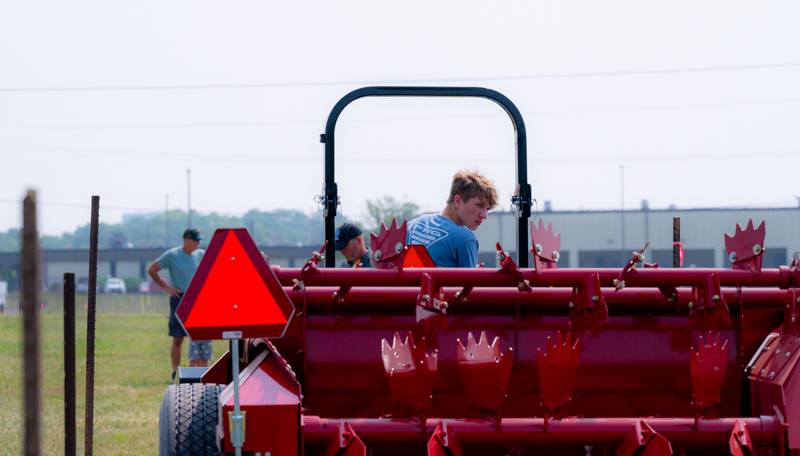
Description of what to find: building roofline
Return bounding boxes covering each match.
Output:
[494,206,800,216]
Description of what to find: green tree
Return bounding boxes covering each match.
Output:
[365,196,420,233]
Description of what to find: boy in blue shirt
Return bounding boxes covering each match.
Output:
[407,170,498,267]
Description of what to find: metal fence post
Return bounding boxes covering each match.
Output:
[22,190,41,456]
[63,272,76,456]
[84,196,99,456]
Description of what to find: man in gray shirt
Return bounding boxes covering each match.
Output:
[148,228,210,380]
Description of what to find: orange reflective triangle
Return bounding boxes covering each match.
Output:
[402,244,435,268]
[178,229,294,339]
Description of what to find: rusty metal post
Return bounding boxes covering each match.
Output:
[84,196,99,456]
[672,217,681,268]
[21,190,41,456]
[63,272,76,456]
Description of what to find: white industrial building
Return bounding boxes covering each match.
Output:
[475,206,799,268]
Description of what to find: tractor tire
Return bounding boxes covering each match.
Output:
[159,383,224,456]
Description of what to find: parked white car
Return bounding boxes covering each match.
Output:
[104,277,127,294]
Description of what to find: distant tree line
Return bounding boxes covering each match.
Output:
[0,209,326,251]
[0,197,422,252]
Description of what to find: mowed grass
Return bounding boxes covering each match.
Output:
[0,313,227,455]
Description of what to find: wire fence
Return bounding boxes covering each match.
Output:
[0,292,168,316]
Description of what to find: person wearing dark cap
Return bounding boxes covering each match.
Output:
[335,223,372,268]
[147,228,211,380]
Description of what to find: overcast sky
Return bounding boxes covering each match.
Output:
[2,1,799,235]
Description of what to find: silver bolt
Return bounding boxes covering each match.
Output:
[613,278,620,286]
[552,251,560,262]
[786,352,791,359]
[568,302,575,309]
[712,294,720,301]
[728,251,737,263]
[422,294,430,301]
[688,301,694,309]
[535,243,543,254]
[753,244,763,255]
[395,242,404,253]
[592,295,600,302]
[769,371,776,379]
[373,250,382,261]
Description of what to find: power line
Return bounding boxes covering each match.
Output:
[3,95,800,133]
[0,198,160,212]
[1,61,799,93]
[1,143,798,164]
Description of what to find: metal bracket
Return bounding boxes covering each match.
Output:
[381,332,438,415]
[511,183,532,219]
[418,273,448,313]
[324,422,366,456]
[427,421,463,456]
[690,331,729,416]
[614,242,650,291]
[617,420,673,456]
[728,419,755,456]
[456,332,514,414]
[331,285,351,308]
[657,285,679,305]
[569,273,609,329]
[453,286,473,306]
[416,273,448,346]
[301,241,327,278]
[784,288,800,336]
[688,273,730,327]
[497,242,531,291]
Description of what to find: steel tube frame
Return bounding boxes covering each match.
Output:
[302,416,780,446]
[285,286,789,311]
[321,86,531,268]
[276,266,795,288]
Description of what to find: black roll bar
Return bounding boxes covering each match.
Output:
[320,86,532,268]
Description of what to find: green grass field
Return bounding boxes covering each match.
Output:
[0,312,226,455]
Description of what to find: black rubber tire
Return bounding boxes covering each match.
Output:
[158,383,224,456]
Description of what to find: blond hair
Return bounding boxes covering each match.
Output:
[447,170,498,209]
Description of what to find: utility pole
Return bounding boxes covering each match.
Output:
[619,164,626,262]
[187,169,192,228]
[165,195,170,247]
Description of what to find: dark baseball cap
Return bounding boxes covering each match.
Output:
[334,223,362,251]
[182,228,202,241]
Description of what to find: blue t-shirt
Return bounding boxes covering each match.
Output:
[406,214,478,267]
[156,247,205,292]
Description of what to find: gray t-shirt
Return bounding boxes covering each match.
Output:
[156,247,204,292]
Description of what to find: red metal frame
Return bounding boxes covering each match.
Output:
[178,220,800,454]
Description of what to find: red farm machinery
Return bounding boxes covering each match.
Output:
[158,87,800,456]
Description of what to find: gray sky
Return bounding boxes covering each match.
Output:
[2,1,799,235]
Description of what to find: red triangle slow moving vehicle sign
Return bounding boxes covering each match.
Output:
[177,228,295,340]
